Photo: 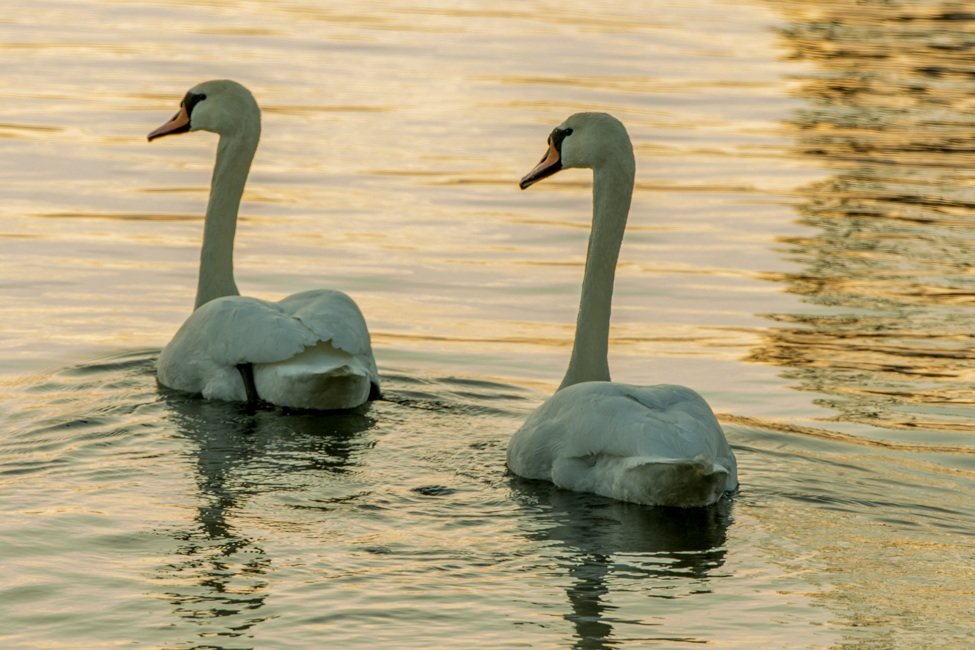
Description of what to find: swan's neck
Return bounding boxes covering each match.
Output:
[559,158,634,390]
[193,128,259,310]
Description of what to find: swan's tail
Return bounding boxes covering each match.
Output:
[624,455,730,507]
[254,342,375,410]
[556,454,731,507]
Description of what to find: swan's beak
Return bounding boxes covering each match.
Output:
[520,139,563,190]
[148,104,191,142]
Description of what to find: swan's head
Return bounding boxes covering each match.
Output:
[148,79,260,142]
[520,112,632,190]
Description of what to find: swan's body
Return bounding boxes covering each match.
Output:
[149,80,379,410]
[507,113,737,507]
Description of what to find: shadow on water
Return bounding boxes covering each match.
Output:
[756,0,975,439]
[153,388,377,645]
[511,479,732,649]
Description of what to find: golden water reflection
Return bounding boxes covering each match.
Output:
[756,0,975,438]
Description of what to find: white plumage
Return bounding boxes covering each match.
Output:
[507,113,737,507]
[157,290,378,410]
[508,382,737,507]
[149,80,379,410]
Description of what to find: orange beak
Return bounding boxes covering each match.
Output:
[148,104,191,141]
[520,139,562,189]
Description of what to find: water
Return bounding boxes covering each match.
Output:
[2,0,974,647]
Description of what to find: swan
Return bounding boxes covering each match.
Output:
[506,113,738,507]
[147,79,379,410]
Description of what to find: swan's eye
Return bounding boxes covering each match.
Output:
[549,126,573,153]
[182,92,207,117]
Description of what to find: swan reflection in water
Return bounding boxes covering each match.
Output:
[154,391,376,643]
[512,479,732,649]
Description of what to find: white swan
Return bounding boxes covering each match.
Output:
[148,80,379,410]
[506,113,738,507]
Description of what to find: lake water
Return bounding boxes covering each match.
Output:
[2,1,974,647]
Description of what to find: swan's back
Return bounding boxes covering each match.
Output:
[507,382,737,507]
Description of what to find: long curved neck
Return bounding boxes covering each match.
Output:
[193,127,259,310]
[559,156,634,390]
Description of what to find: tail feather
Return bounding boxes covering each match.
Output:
[554,454,730,507]
[253,341,373,410]
[618,456,728,507]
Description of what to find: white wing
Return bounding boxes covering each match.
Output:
[277,289,378,381]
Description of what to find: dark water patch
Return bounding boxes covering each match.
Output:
[27,415,112,436]
[379,390,524,419]
[438,374,533,393]
[379,369,534,415]
[57,351,159,376]
[411,485,456,496]
[287,491,374,513]
[0,456,71,477]
[363,545,393,555]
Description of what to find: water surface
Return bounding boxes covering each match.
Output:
[2,1,974,648]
